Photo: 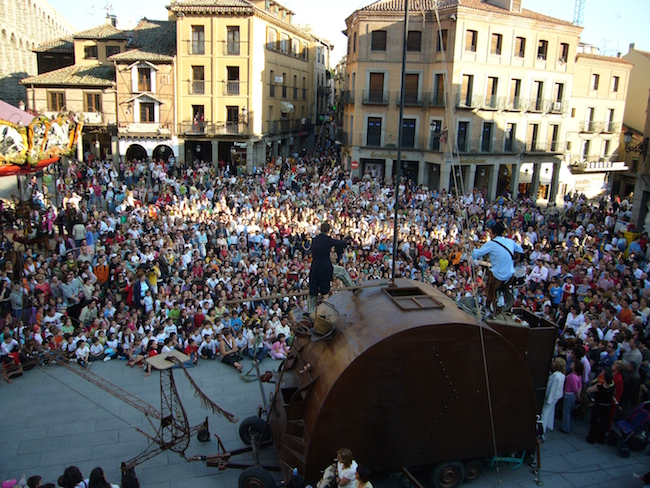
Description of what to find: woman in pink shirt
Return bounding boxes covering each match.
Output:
[561,361,584,433]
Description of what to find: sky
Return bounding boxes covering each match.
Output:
[48,0,650,65]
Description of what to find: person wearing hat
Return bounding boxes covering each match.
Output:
[307,222,355,314]
[471,221,523,315]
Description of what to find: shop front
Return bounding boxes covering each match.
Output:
[185,140,212,163]
[360,158,385,179]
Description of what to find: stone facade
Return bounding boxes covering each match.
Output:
[0,0,72,106]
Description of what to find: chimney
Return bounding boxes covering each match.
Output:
[106,14,117,27]
[630,42,636,53]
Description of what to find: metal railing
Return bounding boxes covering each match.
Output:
[603,121,619,133]
[429,92,445,107]
[342,90,355,104]
[223,41,241,56]
[189,41,206,55]
[179,121,210,135]
[396,91,424,107]
[216,122,244,135]
[224,81,240,96]
[579,121,599,133]
[190,80,205,95]
[524,141,565,153]
[267,119,302,134]
[362,90,389,105]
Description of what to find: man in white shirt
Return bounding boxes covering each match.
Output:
[527,259,549,286]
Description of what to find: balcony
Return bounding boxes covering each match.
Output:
[216,122,245,135]
[342,90,355,104]
[188,41,206,55]
[223,41,241,56]
[362,90,389,105]
[339,131,350,145]
[456,93,481,109]
[429,92,445,107]
[524,141,565,153]
[223,81,240,96]
[82,112,104,125]
[118,122,172,135]
[579,121,600,133]
[190,80,205,95]
[267,119,302,135]
[396,91,424,107]
[302,88,307,100]
[317,86,331,97]
[358,133,427,150]
[603,121,619,133]
[549,100,569,114]
[293,88,299,99]
[180,121,210,136]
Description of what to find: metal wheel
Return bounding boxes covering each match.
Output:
[619,446,631,458]
[239,416,271,445]
[463,459,483,482]
[430,461,465,488]
[238,466,277,488]
[197,429,210,442]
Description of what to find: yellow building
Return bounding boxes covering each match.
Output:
[340,0,630,202]
[110,19,177,163]
[168,0,330,169]
[23,22,125,161]
[623,44,650,134]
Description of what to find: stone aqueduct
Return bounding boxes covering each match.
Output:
[0,0,73,106]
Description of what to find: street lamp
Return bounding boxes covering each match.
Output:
[624,128,648,157]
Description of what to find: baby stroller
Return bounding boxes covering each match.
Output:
[608,401,650,458]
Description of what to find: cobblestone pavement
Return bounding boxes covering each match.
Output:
[1,358,648,487]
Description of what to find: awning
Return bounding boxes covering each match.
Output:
[281,102,295,114]
[0,100,34,126]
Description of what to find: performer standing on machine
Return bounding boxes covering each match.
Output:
[308,223,356,314]
[471,221,523,315]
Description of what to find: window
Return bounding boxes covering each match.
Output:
[537,40,548,60]
[481,122,493,152]
[192,26,205,55]
[592,74,600,90]
[226,66,239,95]
[371,30,387,51]
[227,26,240,55]
[486,77,498,108]
[138,68,151,92]
[302,43,308,59]
[48,92,65,111]
[430,120,442,151]
[401,119,416,148]
[106,45,120,58]
[267,28,277,50]
[509,78,521,109]
[226,106,239,133]
[612,76,620,92]
[269,70,275,97]
[282,72,287,98]
[460,74,473,107]
[436,29,448,52]
[353,32,357,53]
[603,140,610,157]
[457,121,469,152]
[192,105,205,132]
[606,108,615,132]
[533,80,544,111]
[367,117,382,147]
[84,45,98,59]
[404,74,419,104]
[553,82,564,103]
[140,102,154,123]
[192,66,205,94]
[302,77,307,100]
[280,33,289,53]
[407,31,422,52]
[465,30,477,52]
[559,43,569,62]
[265,0,270,12]
[528,123,539,151]
[491,34,502,55]
[84,93,101,112]
[582,139,591,160]
[586,107,595,131]
[368,72,385,102]
[293,75,298,99]
[515,37,526,58]
[550,124,559,152]
[504,123,516,152]
[291,39,299,56]
[433,73,444,106]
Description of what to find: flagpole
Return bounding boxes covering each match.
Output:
[391,0,410,284]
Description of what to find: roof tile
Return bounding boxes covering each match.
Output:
[33,36,74,54]
[21,64,115,87]
[73,24,128,40]
[576,52,633,66]
[109,19,176,62]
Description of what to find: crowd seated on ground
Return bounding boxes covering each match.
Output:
[1,143,649,449]
[0,465,136,488]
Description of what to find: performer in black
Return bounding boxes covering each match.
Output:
[308,223,356,313]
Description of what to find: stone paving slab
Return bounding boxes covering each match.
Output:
[2,359,650,487]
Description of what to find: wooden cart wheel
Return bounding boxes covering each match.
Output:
[238,466,277,488]
[463,459,483,482]
[430,461,465,488]
[238,416,271,445]
[197,429,210,442]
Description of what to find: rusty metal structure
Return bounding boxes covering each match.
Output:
[40,350,235,474]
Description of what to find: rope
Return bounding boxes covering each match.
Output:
[479,326,502,485]
[37,364,142,432]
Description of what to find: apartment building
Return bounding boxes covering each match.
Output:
[168,0,331,169]
[111,19,177,164]
[22,21,124,161]
[341,0,630,201]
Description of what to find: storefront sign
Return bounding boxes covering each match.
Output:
[233,142,247,148]
[460,158,487,164]
[369,151,397,159]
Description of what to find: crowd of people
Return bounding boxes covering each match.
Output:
[0,466,137,488]
[1,139,650,484]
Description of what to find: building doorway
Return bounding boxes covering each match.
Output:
[125,144,147,162]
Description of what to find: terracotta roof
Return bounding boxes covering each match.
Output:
[634,49,650,61]
[167,0,255,14]
[21,64,115,87]
[576,53,633,66]
[109,19,176,62]
[359,0,577,27]
[73,23,128,40]
[33,36,74,54]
